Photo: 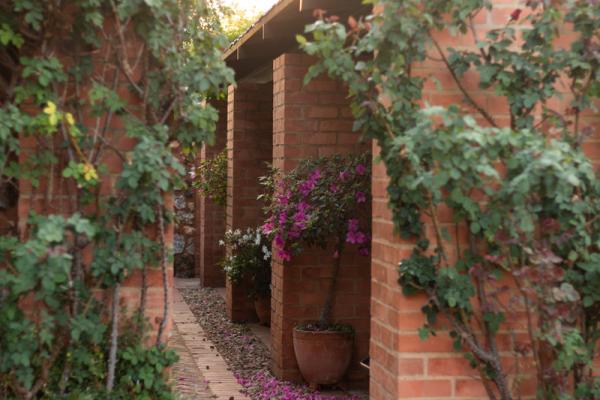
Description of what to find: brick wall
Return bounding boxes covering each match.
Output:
[226,82,273,322]
[271,53,371,384]
[196,101,227,287]
[369,2,600,399]
[19,124,174,342]
[16,25,174,343]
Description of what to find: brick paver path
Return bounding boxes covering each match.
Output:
[171,324,215,399]
[172,279,249,400]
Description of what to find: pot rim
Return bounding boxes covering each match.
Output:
[293,326,354,337]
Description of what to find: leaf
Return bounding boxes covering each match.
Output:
[418,326,430,340]
[296,34,307,45]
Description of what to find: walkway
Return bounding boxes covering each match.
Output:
[172,278,249,400]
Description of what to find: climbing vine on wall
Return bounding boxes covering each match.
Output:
[300,1,600,399]
[0,1,233,398]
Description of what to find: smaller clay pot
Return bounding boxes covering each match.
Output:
[293,327,353,386]
[254,296,271,326]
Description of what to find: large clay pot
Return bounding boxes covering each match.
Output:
[254,296,271,326]
[293,327,353,386]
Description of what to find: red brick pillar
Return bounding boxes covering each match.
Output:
[195,101,227,287]
[226,82,273,322]
[271,53,371,384]
[368,2,566,399]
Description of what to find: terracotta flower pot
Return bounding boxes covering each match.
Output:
[254,296,271,326]
[292,327,353,386]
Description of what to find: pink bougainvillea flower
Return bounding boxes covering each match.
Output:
[347,218,359,232]
[355,163,366,175]
[356,191,366,203]
[277,249,292,262]
[261,220,274,234]
[330,183,338,193]
[310,168,321,181]
[274,234,285,249]
[346,230,367,244]
[359,247,370,256]
[278,211,288,225]
[237,370,361,400]
[293,211,307,224]
[339,170,349,181]
[297,201,310,212]
[299,180,315,196]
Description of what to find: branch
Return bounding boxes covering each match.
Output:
[106,283,121,392]
[155,204,170,347]
[428,197,450,267]
[467,13,489,63]
[110,0,145,97]
[428,292,497,365]
[430,36,498,128]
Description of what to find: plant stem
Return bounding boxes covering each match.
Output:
[156,205,169,347]
[106,283,120,392]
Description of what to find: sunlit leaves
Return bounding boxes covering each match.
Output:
[0,23,23,47]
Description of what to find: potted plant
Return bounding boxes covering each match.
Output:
[262,153,371,387]
[219,227,272,325]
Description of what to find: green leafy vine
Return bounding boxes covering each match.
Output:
[0,1,233,398]
[300,1,600,399]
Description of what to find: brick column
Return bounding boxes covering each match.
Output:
[366,2,600,399]
[195,101,227,287]
[271,53,371,384]
[226,82,273,322]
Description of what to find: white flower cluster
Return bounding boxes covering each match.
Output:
[219,227,271,260]
[261,245,271,261]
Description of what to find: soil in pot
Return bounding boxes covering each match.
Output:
[254,296,271,326]
[292,326,353,387]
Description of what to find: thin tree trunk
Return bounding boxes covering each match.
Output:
[138,260,148,330]
[156,206,169,347]
[318,242,344,328]
[106,283,120,392]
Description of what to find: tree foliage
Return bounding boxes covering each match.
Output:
[0,0,233,398]
[219,2,263,42]
[300,1,600,398]
[195,149,228,206]
[262,154,371,327]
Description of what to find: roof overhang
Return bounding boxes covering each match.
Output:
[224,0,370,82]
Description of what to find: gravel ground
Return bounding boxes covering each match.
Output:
[179,288,270,379]
[179,288,364,400]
